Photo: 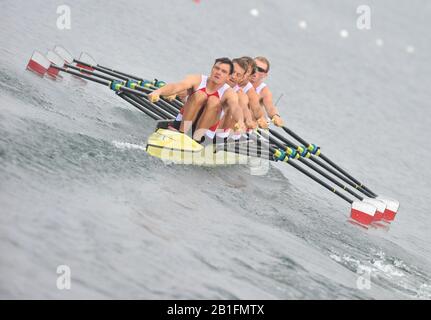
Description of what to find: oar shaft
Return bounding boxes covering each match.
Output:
[281,126,309,146]
[97,64,143,82]
[64,63,114,82]
[92,63,186,109]
[287,158,354,204]
[309,156,374,198]
[261,129,364,200]
[250,133,354,204]
[124,93,174,120]
[268,128,297,149]
[74,59,129,81]
[118,92,163,120]
[298,158,363,200]
[280,125,378,197]
[270,126,374,197]
[318,154,378,197]
[51,65,110,86]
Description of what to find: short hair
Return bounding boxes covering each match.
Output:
[240,56,257,75]
[213,57,234,75]
[254,56,270,72]
[232,58,248,74]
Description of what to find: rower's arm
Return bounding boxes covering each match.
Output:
[148,74,199,102]
[261,88,280,119]
[239,92,255,129]
[247,89,265,120]
[158,74,199,96]
[224,90,245,128]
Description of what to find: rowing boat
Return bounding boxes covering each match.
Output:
[25,46,400,227]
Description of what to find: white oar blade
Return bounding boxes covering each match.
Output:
[362,198,387,222]
[350,200,376,225]
[46,50,65,78]
[53,45,74,64]
[376,196,400,221]
[26,51,50,76]
[78,52,97,65]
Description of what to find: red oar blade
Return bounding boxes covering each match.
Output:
[76,52,97,71]
[350,200,376,226]
[362,198,387,222]
[46,50,65,78]
[376,196,400,222]
[26,51,50,76]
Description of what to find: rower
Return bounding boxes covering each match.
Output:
[217,58,255,139]
[236,56,269,129]
[250,56,284,127]
[148,57,245,142]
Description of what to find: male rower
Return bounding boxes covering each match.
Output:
[148,58,245,142]
[217,58,256,136]
[250,56,284,127]
[236,56,269,129]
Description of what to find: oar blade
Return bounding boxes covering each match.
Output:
[46,50,65,78]
[350,200,376,226]
[53,45,74,64]
[362,198,387,222]
[76,52,97,71]
[26,51,50,77]
[376,196,400,221]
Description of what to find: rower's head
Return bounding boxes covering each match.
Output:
[251,56,270,84]
[239,56,257,84]
[228,58,248,87]
[210,57,234,85]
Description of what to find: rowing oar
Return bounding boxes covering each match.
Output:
[70,56,184,108]
[51,64,176,120]
[59,63,180,119]
[247,131,378,225]
[74,60,183,113]
[268,129,374,196]
[55,64,175,123]
[95,63,185,109]
[268,126,399,221]
[257,129,387,224]
[280,125,376,195]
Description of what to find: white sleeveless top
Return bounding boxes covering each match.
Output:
[176,75,231,121]
[195,75,230,99]
[255,82,267,95]
[242,82,253,94]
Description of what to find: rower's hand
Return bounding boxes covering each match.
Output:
[165,94,177,102]
[233,121,246,134]
[272,114,284,127]
[148,90,161,103]
[245,119,257,130]
[257,117,269,129]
